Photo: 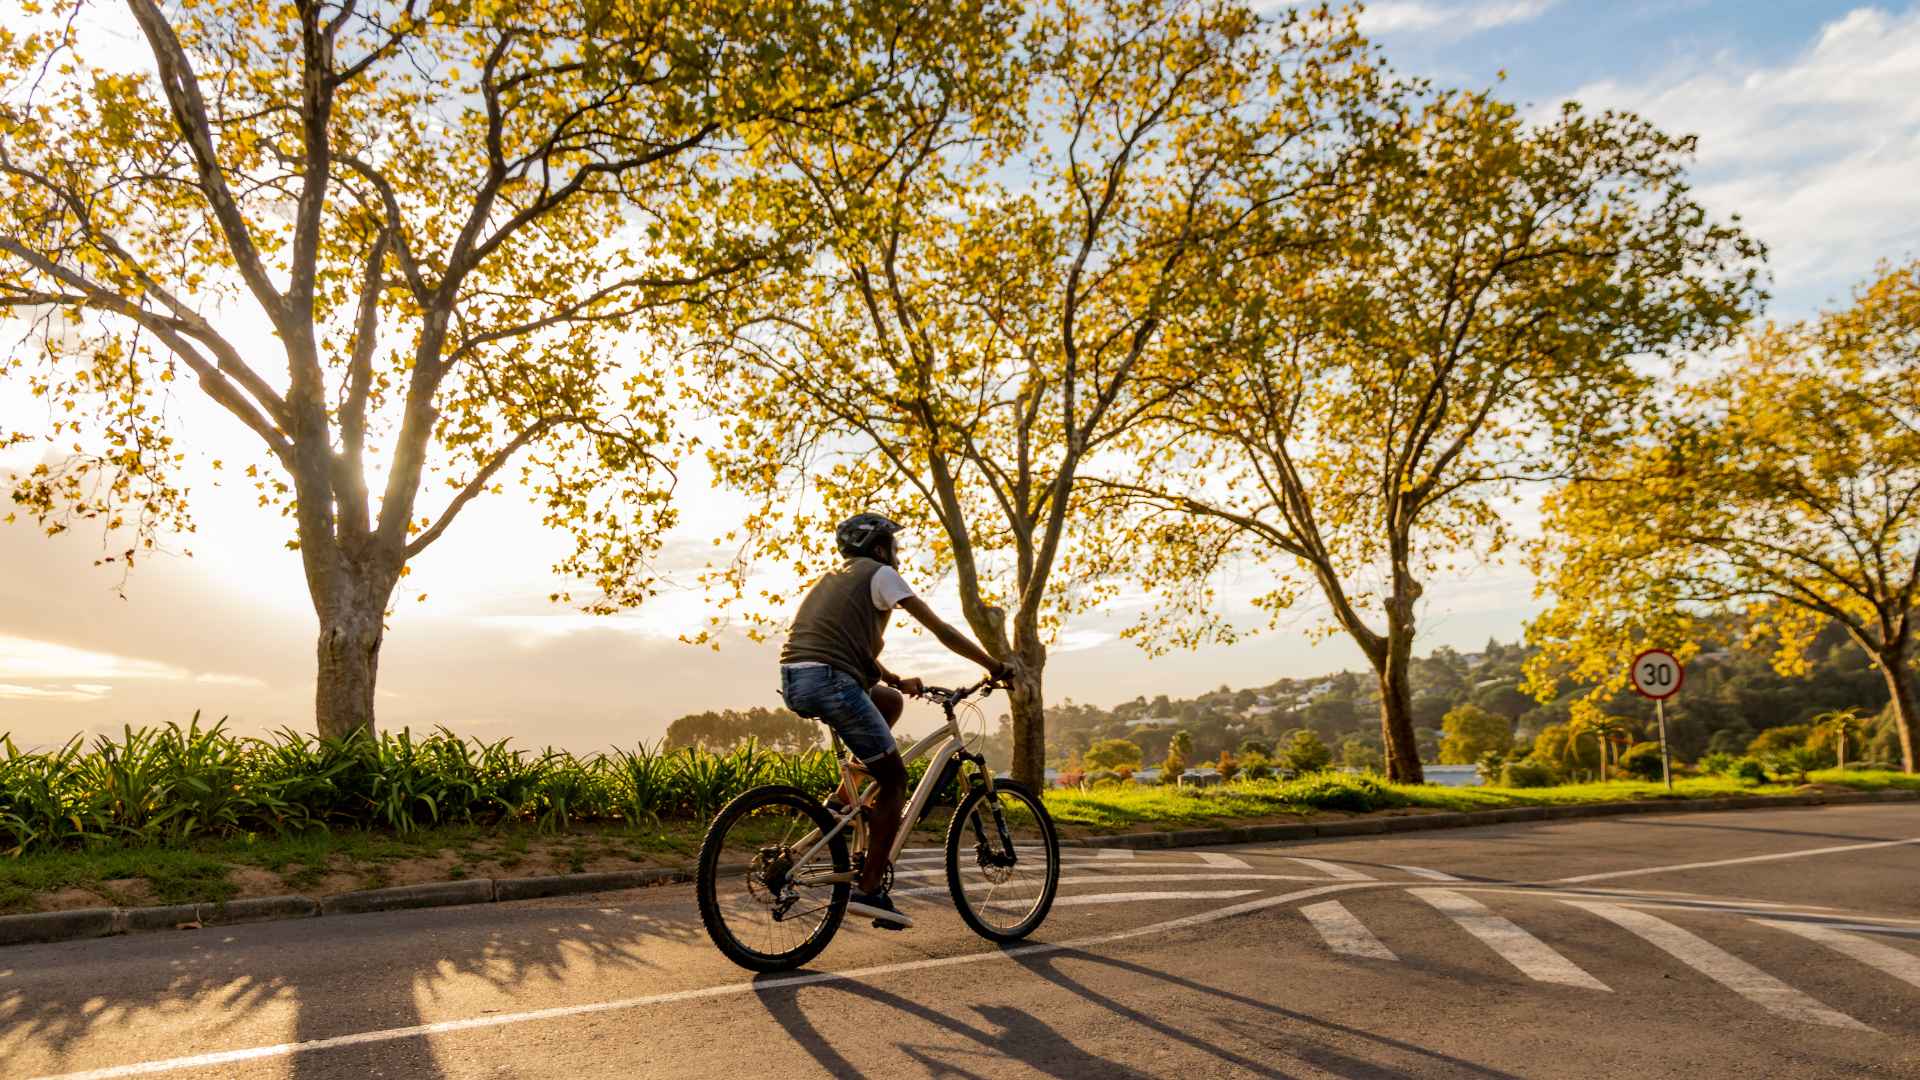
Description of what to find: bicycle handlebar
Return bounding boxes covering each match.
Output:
[912,674,1002,706]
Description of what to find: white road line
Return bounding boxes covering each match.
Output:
[1287,858,1374,881]
[1755,919,1920,988]
[1414,889,1609,991]
[1388,864,1461,881]
[1094,847,1136,860]
[1567,902,1869,1030]
[1554,837,1920,885]
[1196,852,1252,869]
[1302,900,1397,960]
[30,882,1376,1080]
[991,889,1259,910]
[894,872,1328,897]
[1449,887,1913,926]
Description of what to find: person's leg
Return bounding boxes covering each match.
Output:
[837,684,906,808]
[858,750,907,894]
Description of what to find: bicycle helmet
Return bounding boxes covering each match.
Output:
[835,513,903,563]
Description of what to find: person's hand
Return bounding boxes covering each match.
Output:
[990,661,1017,685]
[893,675,925,696]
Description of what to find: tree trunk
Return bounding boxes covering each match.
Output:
[1007,661,1047,792]
[1883,655,1918,775]
[1376,625,1424,784]
[313,564,394,741]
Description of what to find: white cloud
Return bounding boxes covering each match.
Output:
[0,635,188,681]
[1564,7,1920,307]
[0,683,111,702]
[1358,1,1554,37]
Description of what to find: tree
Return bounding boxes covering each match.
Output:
[1567,710,1636,782]
[694,0,1372,788]
[665,707,819,754]
[1528,263,1920,773]
[1280,729,1331,774]
[1811,707,1867,771]
[1161,728,1196,783]
[1339,736,1382,773]
[1083,737,1144,773]
[1437,703,1512,765]
[1116,91,1761,782]
[0,0,961,737]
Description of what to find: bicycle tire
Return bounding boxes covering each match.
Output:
[697,784,850,972]
[945,778,1060,942]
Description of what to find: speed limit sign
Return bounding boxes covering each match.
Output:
[1631,648,1683,700]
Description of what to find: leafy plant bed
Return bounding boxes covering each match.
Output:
[3,769,1910,917]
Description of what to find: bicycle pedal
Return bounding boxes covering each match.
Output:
[871,918,908,932]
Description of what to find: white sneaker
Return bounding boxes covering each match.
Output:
[848,890,913,930]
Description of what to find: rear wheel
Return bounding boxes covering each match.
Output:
[945,778,1059,942]
[697,785,850,972]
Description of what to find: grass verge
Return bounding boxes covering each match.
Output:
[2,769,1912,916]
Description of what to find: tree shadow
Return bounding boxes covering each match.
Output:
[0,890,703,1078]
[753,970,1159,1079]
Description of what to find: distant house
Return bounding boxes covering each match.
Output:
[1127,715,1176,728]
[1133,767,1163,784]
[1180,768,1223,788]
[1463,652,1488,669]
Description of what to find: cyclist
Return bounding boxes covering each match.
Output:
[778,512,1009,930]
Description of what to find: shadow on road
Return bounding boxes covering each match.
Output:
[0,893,702,1078]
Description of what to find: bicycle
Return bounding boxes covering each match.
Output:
[695,676,1061,972]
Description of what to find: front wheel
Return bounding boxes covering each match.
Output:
[697,785,850,972]
[945,778,1059,942]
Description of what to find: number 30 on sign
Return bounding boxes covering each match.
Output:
[1630,649,1684,699]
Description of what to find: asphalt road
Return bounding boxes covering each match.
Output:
[4,802,1918,1079]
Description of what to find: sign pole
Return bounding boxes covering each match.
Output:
[1656,698,1672,790]
[1630,648,1684,792]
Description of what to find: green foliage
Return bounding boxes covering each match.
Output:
[1617,742,1667,782]
[1766,746,1823,784]
[1084,738,1144,772]
[665,707,820,754]
[1496,758,1561,788]
[1747,725,1812,756]
[1277,773,1396,812]
[0,723,865,857]
[1697,752,1738,775]
[1280,730,1333,774]
[1728,756,1770,785]
[1438,704,1513,764]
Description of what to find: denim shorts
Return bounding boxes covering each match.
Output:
[779,663,895,764]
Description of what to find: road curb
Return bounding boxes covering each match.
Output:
[2,788,1912,949]
[1058,787,1920,851]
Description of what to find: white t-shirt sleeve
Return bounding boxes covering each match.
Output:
[870,565,916,611]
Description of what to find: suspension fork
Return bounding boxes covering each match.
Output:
[958,749,1017,863]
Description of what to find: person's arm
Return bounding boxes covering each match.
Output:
[899,596,1005,676]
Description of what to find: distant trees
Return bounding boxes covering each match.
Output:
[1437,705,1512,765]
[665,708,820,755]
[1281,730,1332,774]
[1084,738,1144,773]
[1529,262,1920,773]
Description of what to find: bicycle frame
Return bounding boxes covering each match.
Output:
[785,679,997,885]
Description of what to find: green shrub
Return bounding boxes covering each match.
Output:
[1766,747,1822,784]
[1276,772,1396,812]
[1280,731,1333,775]
[1617,742,1667,782]
[1728,756,1769,785]
[1083,769,1122,788]
[1697,751,1737,776]
[1497,758,1560,788]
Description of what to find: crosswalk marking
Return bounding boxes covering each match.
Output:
[1414,889,1610,990]
[1302,900,1397,960]
[1287,858,1374,881]
[1388,864,1461,881]
[1755,919,1920,989]
[1567,902,1869,1030]
[1196,852,1252,869]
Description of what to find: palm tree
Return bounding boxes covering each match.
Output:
[1812,708,1866,772]
[1569,714,1637,782]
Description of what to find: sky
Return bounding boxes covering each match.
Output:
[3,2,1918,750]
